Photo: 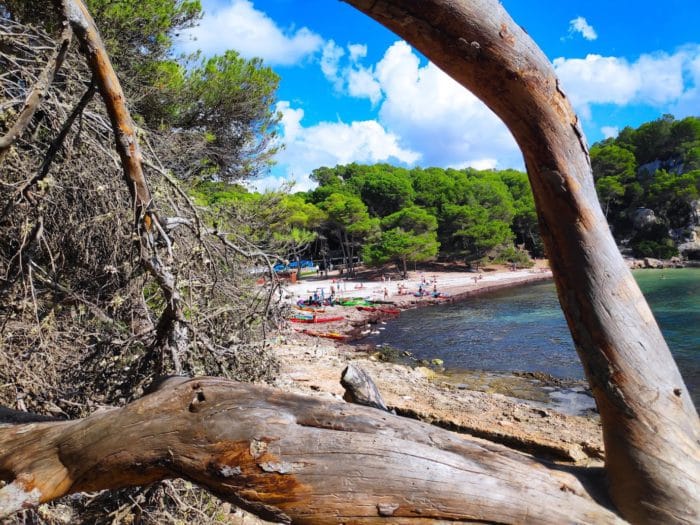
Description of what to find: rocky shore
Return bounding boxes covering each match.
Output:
[273,263,606,465]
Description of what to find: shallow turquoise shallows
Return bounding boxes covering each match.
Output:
[364,268,700,406]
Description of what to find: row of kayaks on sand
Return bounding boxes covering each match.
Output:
[289,301,401,340]
[289,315,345,324]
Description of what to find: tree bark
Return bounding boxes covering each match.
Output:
[0,377,624,524]
[340,1,699,523]
[53,0,153,225]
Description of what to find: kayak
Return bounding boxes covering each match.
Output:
[356,306,401,315]
[296,328,348,341]
[289,315,345,324]
[338,299,372,307]
[294,306,326,313]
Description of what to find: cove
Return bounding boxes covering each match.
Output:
[363,268,700,408]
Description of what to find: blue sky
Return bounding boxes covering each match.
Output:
[178,0,700,190]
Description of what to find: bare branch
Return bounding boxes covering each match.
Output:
[0,24,72,158]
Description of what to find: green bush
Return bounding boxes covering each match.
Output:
[631,240,678,259]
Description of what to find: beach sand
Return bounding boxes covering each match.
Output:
[281,261,553,309]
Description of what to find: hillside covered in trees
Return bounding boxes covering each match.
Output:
[201,115,700,276]
[590,115,700,259]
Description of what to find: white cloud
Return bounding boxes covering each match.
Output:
[320,40,345,89]
[374,42,522,169]
[311,40,524,175]
[348,44,368,63]
[601,126,619,139]
[178,0,322,65]
[321,41,381,104]
[347,68,382,104]
[268,101,421,189]
[553,51,691,118]
[672,48,700,118]
[568,17,598,41]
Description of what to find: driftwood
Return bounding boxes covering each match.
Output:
[0,0,698,523]
[0,377,624,524]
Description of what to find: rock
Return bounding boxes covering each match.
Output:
[415,366,437,379]
[431,358,444,366]
[644,257,664,268]
[632,207,657,229]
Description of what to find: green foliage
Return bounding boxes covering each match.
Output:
[492,246,534,267]
[365,206,439,276]
[381,206,438,234]
[7,0,281,183]
[364,228,439,276]
[442,203,514,263]
[355,165,415,217]
[630,223,678,259]
[590,115,700,246]
[590,144,637,182]
[190,180,251,207]
[172,51,281,180]
[304,163,538,264]
[595,176,626,217]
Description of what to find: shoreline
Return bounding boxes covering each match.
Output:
[271,263,697,465]
[281,262,555,342]
[274,264,606,463]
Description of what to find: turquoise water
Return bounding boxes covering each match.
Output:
[364,268,700,406]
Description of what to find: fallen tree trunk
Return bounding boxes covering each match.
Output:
[0,377,624,524]
[341,1,700,523]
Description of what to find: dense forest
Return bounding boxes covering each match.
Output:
[590,115,700,258]
[205,115,700,275]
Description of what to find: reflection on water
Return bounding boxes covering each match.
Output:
[363,269,700,407]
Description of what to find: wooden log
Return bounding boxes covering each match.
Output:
[0,377,625,524]
[341,1,700,523]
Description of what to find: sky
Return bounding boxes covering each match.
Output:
[177,0,700,191]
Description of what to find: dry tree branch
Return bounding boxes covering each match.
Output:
[20,80,97,202]
[0,23,72,159]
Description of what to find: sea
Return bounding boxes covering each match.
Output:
[363,268,700,408]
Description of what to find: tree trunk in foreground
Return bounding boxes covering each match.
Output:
[340,1,699,523]
[0,377,623,524]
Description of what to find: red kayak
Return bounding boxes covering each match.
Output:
[290,315,345,324]
[356,306,400,315]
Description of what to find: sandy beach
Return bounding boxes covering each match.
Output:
[278,261,554,343]
[281,261,553,309]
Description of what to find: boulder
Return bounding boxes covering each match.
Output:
[632,208,657,230]
[643,257,664,268]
